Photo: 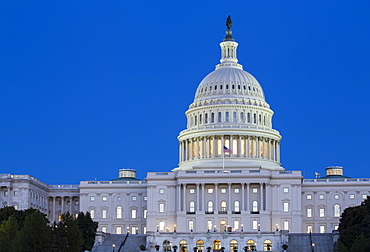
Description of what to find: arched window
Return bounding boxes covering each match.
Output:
[240,112,244,122]
[199,114,202,124]
[116,206,122,219]
[252,200,258,212]
[163,240,171,252]
[247,240,256,251]
[189,201,195,213]
[218,112,222,122]
[207,201,213,213]
[234,201,240,212]
[334,204,341,217]
[221,201,227,212]
[225,112,229,122]
[213,240,221,250]
[180,240,188,252]
[230,240,238,252]
[247,113,251,123]
[233,112,237,122]
[205,113,208,123]
[211,113,215,123]
[253,113,257,123]
[263,240,272,251]
[196,240,204,252]
[259,114,262,124]
[195,115,197,125]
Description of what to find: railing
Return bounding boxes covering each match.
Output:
[205,211,214,214]
[218,211,228,214]
[82,181,146,185]
[117,232,129,252]
[48,184,79,189]
[304,178,370,183]
[186,211,196,214]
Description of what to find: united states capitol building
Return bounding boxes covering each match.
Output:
[1,18,370,251]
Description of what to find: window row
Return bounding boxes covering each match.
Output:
[89,207,147,219]
[306,193,368,200]
[188,111,271,128]
[306,205,341,218]
[89,195,147,202]
[101,225,146,235]
[186,200,261,213]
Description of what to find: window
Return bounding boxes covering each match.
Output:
[334,225,339,230]
[334,194,339,200]
[131,196,137,201]
[283,188,289,193]
[159,189,165,194]
[132,227,137,234]
[234,201,240,212]
[159,203,165,213]
[131,209,137,219]
[283,202,289,212]
[240,112,244,121]
[320,225,325,233]
[207,201,213,212]
[247,113,251,123]
[90,196,95,201]
[283,220,289,230]
[189,201,195,212]
[143,226,147,234]
[230,240,238,252]
[208,188,214,194]
[252,201,258,212]
[307,225,312,233]
[319,208,325,217]
[252,220,258,230]
[233,220,239,230]
[188,220,194,230]
[180,240,188,252]
[307,208,312,218]
[252,188,258,193]
[234,188,240,193]
[307,195,312,200]
[14,205,18,210]
[144,209,147,218]
[116,206,122,218]
[221,188,227,194]
[221,201,227,211]
[144,196,147,201]
[211,113,215,123]
[14,191,18,196]
[225,112,229,122]
[319,194,324,200]
[159,221,165,231]
[102,196,107,201]
[218,112,222,122]
[207,220,213,230]
[362,194,368,199]
[101,226,107,233]
[102,210,107,219]
[116,226,122,234]
[117,196,122,201]
[263,240,272,252]
[189,189,195,194]
[205,113,208,123]
[90,210,95,219]
[233,112,237,122]
[350,194,355,199]
[334,204,341,217]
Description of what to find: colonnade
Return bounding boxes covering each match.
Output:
[179,135,280,163]
[49,196,78,222]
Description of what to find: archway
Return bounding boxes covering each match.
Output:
[213,240,221,251]
[196,240,204,252]
[163,240,172,252]
[180,240,188,252]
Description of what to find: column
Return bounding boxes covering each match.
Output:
[196,183,200,212]
[246,136,250,158]
[237,135,241,157]
[260,183,263,211]
[61,196,65,214]
[265,184,271,211]
[212,136,217,158]
[246,183,250,211]
[179,141,183,162]
[201,183,205,212]
[185,140,189,161]
[189,140,193,160]
[203,137,207,158]
[241,183,245,212]
[69,196,73,214]
[177,184,181,212]
[7,187,10,206]
[53,197,56,222]
[183,183,186,212]
[228,183,231,212]
[214,184,218,212]
[256,137,260,158]
[195,138,199,159]
[277,142,281,163]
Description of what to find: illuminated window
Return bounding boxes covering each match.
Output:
[189,201,195,212]
[132,226,136,234]
[334,225,339,230]
[159,189,165,194]
[334,204,341,217]
[207,220,213,230]
[307,225,312,233]
[252,201,258,212]
[307,195,312,200]
[144,196,147,201]
[207,201,213,212]
[208,188,214,194]
[188,220,194,230]
[252,188,258,193]
[230,239,238,252]
[102,196,107,201]
[159,221,165,231]
[117,196,122,201]
[283,221,289,230]
[209,139,213,155]
[144,209,147,218]
[252,220,258,230]
[163,240,172,252]
[233,139,238,155]
[362,194,368,199]
[196,240,204,252]
[14,191,18,196]
[234,188,240,193]
[320,225,325,233]
[283,202,289,212]
[319,194,324,200]
[131,209,137,219]
[101,226,107,233]
[14,205,18,210]
[263,240,272,251]
[217,139,222,155]
[143,226,147,234]
[102,210,107,219]
[319,208,325,217]
[349,194,355,199]
[220,188,226,194]
[90,196,95,201]
[234,201,240,212]
[159,203,165,213]
[116,206,122,218]
[241,138,245,155]
[132,196,137,201]
[180,240,188,252]
[233,220,239,230]
[307,208,312,217]
[189,188,195,194]
[116,226,122,234]
[90,210,95,219]
[220,201,226,212]
[283,187,289,193]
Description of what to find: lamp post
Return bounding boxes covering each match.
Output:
[112,244,115,252]
[174,224,177,233]
[156,225,159,232]
[127,226,129,234]
[258,224,260,231]
[312,243,315,252]
[241,224,243,232]
[136,227,138,234]
[276,224,279,231]
[214,225,216,232]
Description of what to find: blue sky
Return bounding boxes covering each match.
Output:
[0,1,369,184]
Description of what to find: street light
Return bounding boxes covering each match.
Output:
[136,227,138,234]
[112,244,116,252]
[174,224,177,232]
[312,243,315,252]
[258,224,260,231]
[127,226,129,233]
[276,224,279,231]
[241,224,244,232]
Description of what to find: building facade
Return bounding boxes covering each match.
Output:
[1,18,370,251]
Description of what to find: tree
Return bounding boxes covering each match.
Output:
[338,197,370,250]
[0,216,19,252]
[17,210,54,252]
[76,212,98,251]
[53,212,83,252]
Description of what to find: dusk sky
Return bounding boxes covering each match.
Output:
[1,1,369,185]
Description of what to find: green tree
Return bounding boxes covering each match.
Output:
[338,197,370,250]
[0,216,19,252]
[53,212,83,252]
[76,212,98,251]
[17,210,54,252]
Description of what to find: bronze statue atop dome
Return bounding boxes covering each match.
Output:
[226,15,232,30]
[224,15,234,41]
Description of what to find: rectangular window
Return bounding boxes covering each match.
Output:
[159,189,165,194]
[102,196,107,201]
[143,226,147,234]
[208,188,214,194]
[252,188,258,193]
[319,208,325,217]
[283,202,289,212]
[132,196,137,201]
[189,189,195,194]
[233,139,238,155]
[350,194,355,199]
[131,227,136,234]
[283,188,289,193]
[102,210,107,219]
[101,226,107,233]
[117,207,122,218]
[217,139,222,155]
[159,221,165,231]
[116,226,122,234]
[14,205,18,210]
[144,196,147,201]
[252,220,258,230]
[362,194,368,199]
[307,208,312,218]
[90,196,95,201]
[221,188,227,194]
[307,225,312,233]
[241,139,245,156]
[14,191,18,196]
[90,210,95,219]
[159,203,165,213]
[209,139,213,156]
[233,220,239,230]
[131,209,137,219]
[144,210,147,218]
[207,220,213,230]
[319,194,324,200]
[188,220,194,230]
[306,195,312,200]
[234,188,240,193]
[320,225,325,233]
[283,221,289,230]
[334,225,339,230]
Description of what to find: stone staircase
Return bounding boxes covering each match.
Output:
[288,233,334,252]
[94,234,146,252]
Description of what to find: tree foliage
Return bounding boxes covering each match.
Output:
[0,215,19,252]
[77,211,98,251]
[337,197,370,251]
[53,212,83,252]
